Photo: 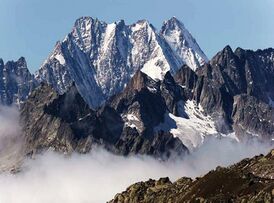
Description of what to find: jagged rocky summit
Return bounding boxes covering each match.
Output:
[36,16,208,108]
[0,57,36,105]
[1,17,273,155]
[1,46,273,156]
[174,46,274,141]
[20,47,274,157]
[20,74,188,158]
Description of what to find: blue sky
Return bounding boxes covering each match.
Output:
[0,0,273,72]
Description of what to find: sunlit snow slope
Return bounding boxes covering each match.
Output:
[37,17,208,108]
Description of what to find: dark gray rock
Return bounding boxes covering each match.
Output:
[18,45,274,158]
[0,57,37,105]
[232,94,274,140]
[175,46,274,139]
[20,75,188,158]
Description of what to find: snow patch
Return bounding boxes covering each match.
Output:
[102,23,116,52]
[140,47,171,80]
[55,54,66,65]
[155,100,218,150]
[122,113,141,131]
[141,61,166,81]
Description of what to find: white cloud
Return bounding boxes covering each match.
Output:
[0,105,272,203]
[0,138,271,203]
[0,105,24,171]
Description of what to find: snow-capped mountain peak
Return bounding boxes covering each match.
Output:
[71,16,103,53]
[163,16,186,30]
[161,17,208,71]
[37,17,208,108]
[51,41,66,65]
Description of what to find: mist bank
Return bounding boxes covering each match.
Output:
[0,105,24,171]
[0,137,272,203]
[0,105,272,202]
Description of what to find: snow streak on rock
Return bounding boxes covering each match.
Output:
[37,17,208,108]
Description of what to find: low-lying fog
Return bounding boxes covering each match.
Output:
[0,105,272,203]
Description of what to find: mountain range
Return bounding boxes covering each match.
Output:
[0,17,207,108]
[19,46,274,157]
[36,16,208,108]
[0,17,273,157]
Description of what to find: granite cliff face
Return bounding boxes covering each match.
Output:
[109,149,274,203]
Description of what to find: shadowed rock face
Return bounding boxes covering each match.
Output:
[20,72,188,158]
[109,71,185,136]
[232,95,274,139]
[19,46,274,158]
[174,46,274,139]
[108,149,274,203]
[0,57,37,105]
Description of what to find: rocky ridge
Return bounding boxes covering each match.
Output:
[109,149,274,203]
[0,57,37,106]
[36,17,208,108]
[174,46,274,140]
[20,46,274,156]
[20,73,189,158]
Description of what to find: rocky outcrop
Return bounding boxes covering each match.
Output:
[20,75,188,158]
[0,57,37,105]
[109,149,274,203]
[232,94,274,139]
[175,46,274,139]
